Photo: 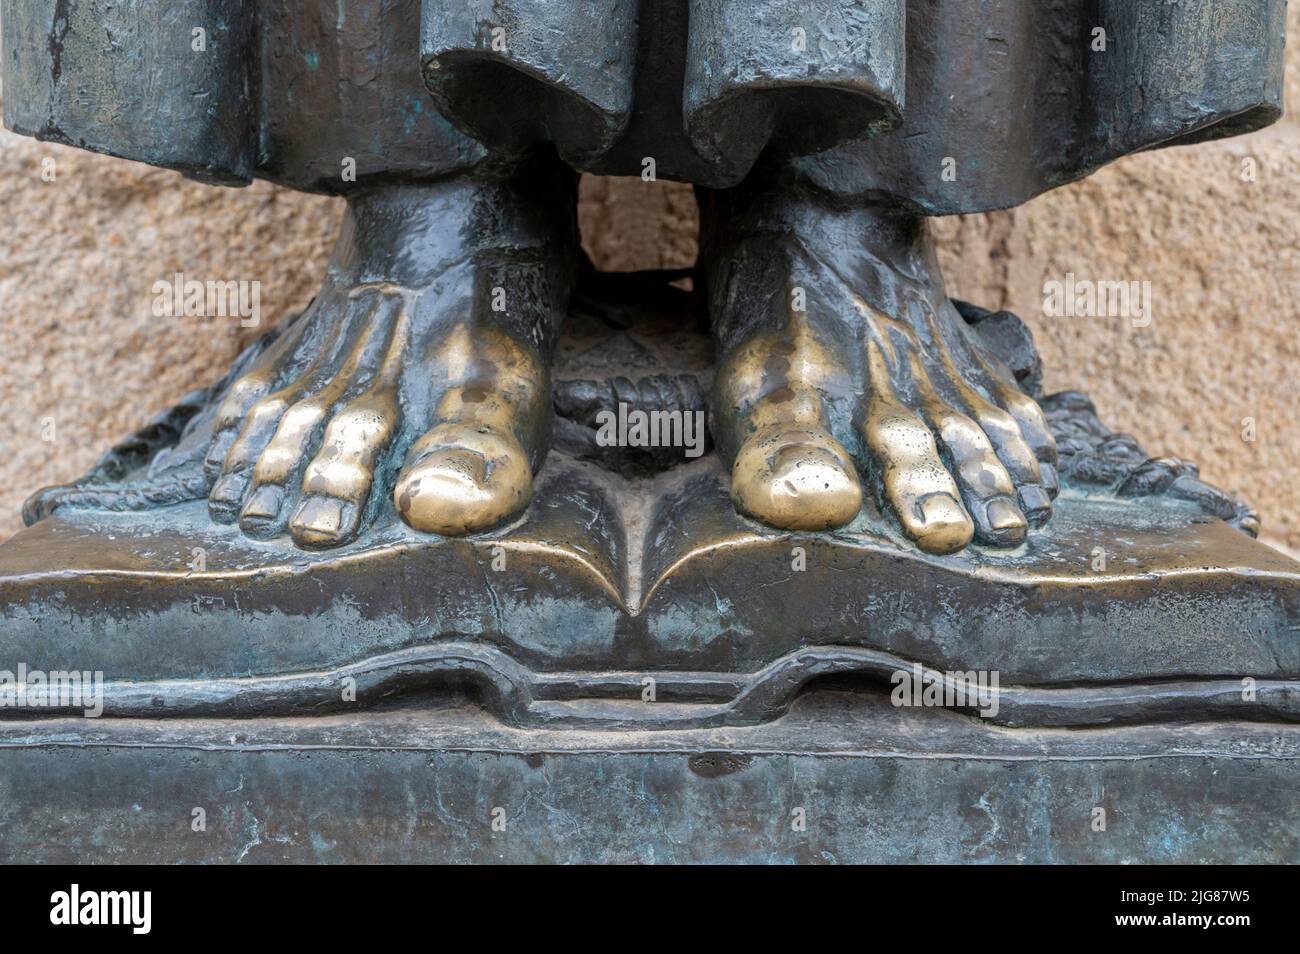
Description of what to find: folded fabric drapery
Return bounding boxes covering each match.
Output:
[3,0,1286,208]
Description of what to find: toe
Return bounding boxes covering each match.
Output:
[922,401,1027,548]
[1017,484,1053,527]
[864,406,974,554]
[287,395,399,549]
[731,424,862,531]
[204,372,277,484]
[954,378,1053,527]
[971,355,1060,503]
[966,403,1052,527]
[1039,461,1060,500]
[927,337,1054,528]
[238,398,333,537]
[864,345,974,554]
[979,495,1029,546]
[992,388,1060,505]
[208,471,250,524]
[982,367,1059,469]
[207,393,296,523]
[863,401,974,554]
[290,494,357,550]
[394,424,533,536]
[910,492,975,555]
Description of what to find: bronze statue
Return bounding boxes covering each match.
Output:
[0,1,1296,862]
[3,0,1282,552]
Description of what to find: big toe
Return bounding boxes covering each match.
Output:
[394,426,532,536]
[731,426,863,531]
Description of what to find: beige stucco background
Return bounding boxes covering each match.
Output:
[1,8,1297,552]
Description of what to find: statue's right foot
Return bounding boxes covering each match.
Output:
[202,174,574,549]
[206,294,547,548]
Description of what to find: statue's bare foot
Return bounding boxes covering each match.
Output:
[705,190,1057,554]
[203,173,574,549]
[206,296,548,548]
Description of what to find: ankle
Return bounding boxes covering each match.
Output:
[703,181,952,352]
[329,168,578,288]
[711,178,940,278]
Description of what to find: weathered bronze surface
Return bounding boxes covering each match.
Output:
[0,1,1293,861]
[3,274,1297,732]
[3,698,1300,863]
[3,0,1287,555]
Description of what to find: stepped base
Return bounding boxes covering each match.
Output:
[1,693,1296,863]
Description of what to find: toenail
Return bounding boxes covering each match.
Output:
[296,496,343,535]
[918,493,966,527]
[211,473,242,500]
[1040,463,1060,497]
[242,485,284,521]
[985,496,1026,532]
[1018,485,1052,524]
[909,493,973,554]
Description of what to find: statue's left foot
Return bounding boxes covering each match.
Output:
[717,297,1058,554]
[707,194,1058,555]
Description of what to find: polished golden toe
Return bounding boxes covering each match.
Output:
[977,495,1028,547]
[910,492,976,555]
[731,425,863,531]
[394,424,532,536]
[289,495,352,549]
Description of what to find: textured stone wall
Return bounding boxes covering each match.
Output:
[0,7,1297,552]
